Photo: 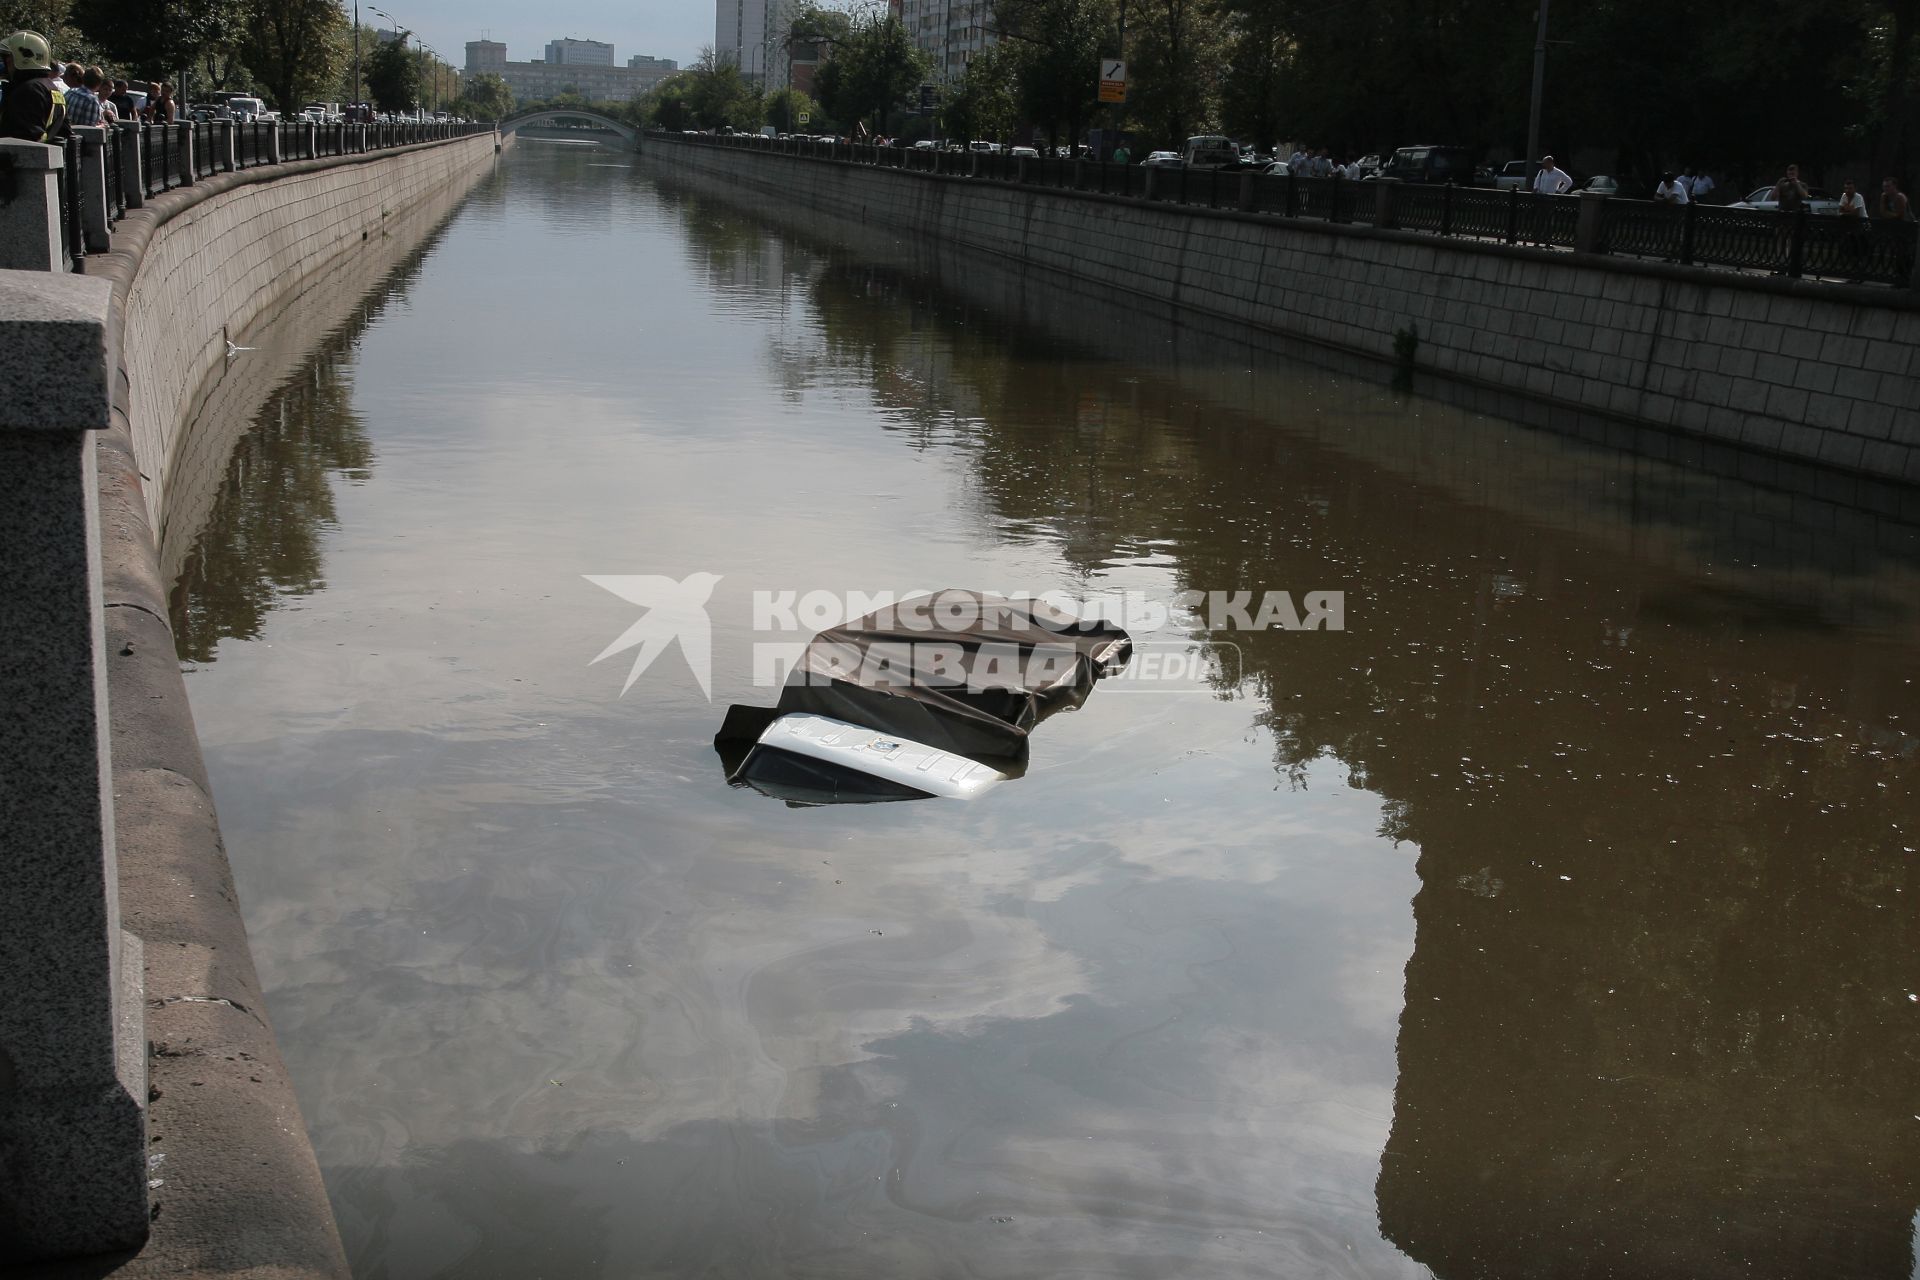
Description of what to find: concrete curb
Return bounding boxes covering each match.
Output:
[19,131,493,1280]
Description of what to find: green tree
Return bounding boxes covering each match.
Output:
[240,0,347,112]
[72,0,247,84]
[764,86,819,133]
[458,71,512,120]
[993,0,1113,148]
[1217,0,1289,152]
[1125,0,1223,147]
[814,12,929,135]
[364,36,416,112]
[0,0,106,67]
[944,41,1018,143]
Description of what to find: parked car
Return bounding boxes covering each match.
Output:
[969,140,1002,153]
[1382,144,1481,185]
[1263,160,1291,176]
[1182,134,1240,169]
[1732,185,1843,214]
[1493,160,1532,191]
[911,139,938,150]
[1010,145,1040,158]
[1142,151,1185,168]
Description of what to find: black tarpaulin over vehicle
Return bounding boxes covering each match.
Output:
[715,590,1132,803]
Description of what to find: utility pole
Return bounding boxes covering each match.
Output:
[353,1,362,108]
[1525,0,1550,172]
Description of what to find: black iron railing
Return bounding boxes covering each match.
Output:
[659,130,1920,288]
[103,126,125,221]
[59,120,492,271]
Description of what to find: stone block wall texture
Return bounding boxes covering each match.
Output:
[644,139,1920,485]
[41,132,498,1280]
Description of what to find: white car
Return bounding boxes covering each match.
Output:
[1010,145,1039,158]
[1263,160,1291,176]
[1732,185,1842,215]
[1142,150,1184,168]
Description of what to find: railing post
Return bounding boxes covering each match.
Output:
[1680,199,1696,266]
[1441,182,1454,236]
[1375,176,1398,228]
[113,123,144,208]
[174,121,195,186]
[74,126,111,252]
[1239,170,1256,212]
[1016,155,1029,184]
[1574,189,1608,254]
[1143,166,1159,201]
[216,119,236,173]
[1787,206,1807,278]
[0,140,65,270]
[1505,185,1519,244]
[267,121,284,164]
[0,271,150,1258]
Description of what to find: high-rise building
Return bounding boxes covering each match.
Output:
[714,0,793,88]
[898,0,994,81]
[466,39,508,70]
[545,37,616,66]
[464,39,679,103]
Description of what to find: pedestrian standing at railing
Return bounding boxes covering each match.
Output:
[1654,173,1689,205]
[109,78,135,120]
[63,61,99,126]
[1837,179,1871,278]
[1769,164,1809,271]
[154,82,176,123]
[1875,177,1911,221]
[0,30,69,143]
[1687,169,1716,203]
[1530,155,1572,246]
[88,68,115,123]
[1531,155,1572,193]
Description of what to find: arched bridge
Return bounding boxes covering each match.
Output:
[502,110,640,150]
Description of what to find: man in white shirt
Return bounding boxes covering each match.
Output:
[1654,173,1689,205]
[1688,170,1715,202]
[1532,155,1572,194]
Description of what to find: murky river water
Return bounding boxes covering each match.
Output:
[170,143,1920,1278]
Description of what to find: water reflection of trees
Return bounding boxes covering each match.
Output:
[678,198,1920,1276]
[169,244,441,663]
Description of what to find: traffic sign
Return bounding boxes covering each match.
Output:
[1098,59,1127,104]
[797,110,810,125]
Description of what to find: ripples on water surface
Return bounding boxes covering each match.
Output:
[169,143,1920,1278]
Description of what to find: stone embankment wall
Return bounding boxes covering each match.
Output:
[643,137,1920,485]
[67,131,498,1280]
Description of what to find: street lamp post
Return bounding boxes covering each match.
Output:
[353,0,361,111]
[1525,0,1551,173]
[368,6,416,114]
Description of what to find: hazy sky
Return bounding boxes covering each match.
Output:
[355,0,707,71]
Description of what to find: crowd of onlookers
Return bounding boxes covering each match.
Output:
[3,27,182,145]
